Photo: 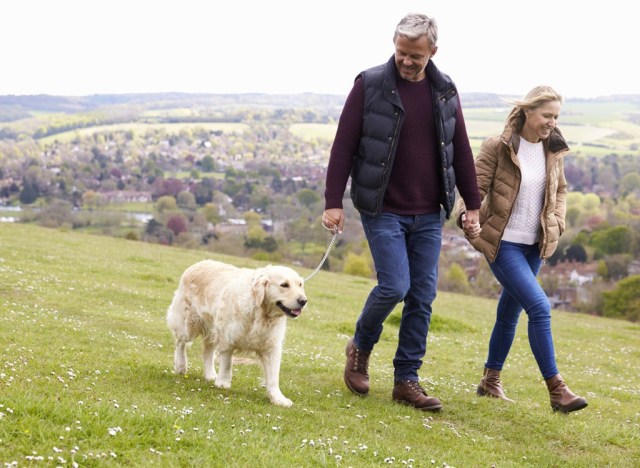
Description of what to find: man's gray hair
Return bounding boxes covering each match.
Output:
[394,13,438,48]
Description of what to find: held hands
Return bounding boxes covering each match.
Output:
[462,209,481,239]
[322,208,344,234]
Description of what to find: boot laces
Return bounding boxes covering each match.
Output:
[406,380,426,396]
[352,349,369,375]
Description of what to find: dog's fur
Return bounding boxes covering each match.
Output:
[166,260,307,407]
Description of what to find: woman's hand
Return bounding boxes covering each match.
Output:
[462,209,481,239]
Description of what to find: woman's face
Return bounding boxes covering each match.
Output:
[521,100,562,142]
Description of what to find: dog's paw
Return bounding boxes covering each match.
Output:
[204,373,217,382]
[269,394,293,407]
[214,378,231,389]
[174,364,187,374]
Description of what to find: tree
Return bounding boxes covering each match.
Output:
[602,275,640,322]
[144,218,175,245]
[190,178,213,205]
[167,214,188,236]
[202,203,221,225]
[200,155,216,172]
[596,259,608,280]
[620,172,640,196]
[582,193,601,211]
[297,188,320,208]
[37,199,74,228]
[600,254,631,281]
[442,262,471,294]
[82,190,103,210]
[156,195,177,213]
[244,211,262,227]
[245,225,267,248]
[343,252,372,278]
[177,190,196,210]
[565,206,581,228]
[19,177,39,204]
[565,244,588,263]
[591,225,632,257]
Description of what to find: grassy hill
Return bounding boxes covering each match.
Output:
[0,223,638,466]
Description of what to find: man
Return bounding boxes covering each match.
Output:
[322,13,481,411]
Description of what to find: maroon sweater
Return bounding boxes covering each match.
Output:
[325,74,481,215]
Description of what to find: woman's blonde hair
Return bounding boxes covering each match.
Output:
[505,85,563,131]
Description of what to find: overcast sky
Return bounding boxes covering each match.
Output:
[2,0,637,99]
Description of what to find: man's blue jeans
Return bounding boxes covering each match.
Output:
[355,212,442,381]
[486,241,559,379]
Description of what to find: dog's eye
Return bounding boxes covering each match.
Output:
[280,282,290,288]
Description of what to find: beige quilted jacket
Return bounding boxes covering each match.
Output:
[455,125,569,262]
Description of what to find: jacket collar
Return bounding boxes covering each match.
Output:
[501,125,569,156]
[382,55,451,93]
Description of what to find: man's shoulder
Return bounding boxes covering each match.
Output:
[426,61,455,90]
[358,61,394,93]
[360,62,388,79]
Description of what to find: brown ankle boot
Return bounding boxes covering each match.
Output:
[477,368,514,402]
[344,338,370,396]
[544,374,588,414]
[392,380,443,411]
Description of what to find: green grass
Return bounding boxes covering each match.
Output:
[1,223,638,466]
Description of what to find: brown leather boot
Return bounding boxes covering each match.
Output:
[477,368,514,402]
[392,380,443,411]
[344,338,370,396]
[544,374,588,414]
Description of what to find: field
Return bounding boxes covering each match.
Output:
[37,122,248,145]
[290,100,640,158]
[0,223,638,466]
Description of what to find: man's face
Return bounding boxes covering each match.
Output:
[394,34,437,82]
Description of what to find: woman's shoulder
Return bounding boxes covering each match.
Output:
[479,135,504,154]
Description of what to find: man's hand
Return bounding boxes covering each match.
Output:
[323,208,344,234]
[462,209,481,239]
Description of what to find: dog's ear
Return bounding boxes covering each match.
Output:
[252,271,269,307]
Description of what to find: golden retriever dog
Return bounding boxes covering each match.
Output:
[166,259,307,407]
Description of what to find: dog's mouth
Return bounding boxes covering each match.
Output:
[276,301,302,318]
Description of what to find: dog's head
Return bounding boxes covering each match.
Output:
[252,266,307,318]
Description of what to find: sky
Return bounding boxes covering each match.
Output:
[2,0,637,99]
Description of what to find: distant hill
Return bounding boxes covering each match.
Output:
[0,92,348,118]
[2,92,639,118]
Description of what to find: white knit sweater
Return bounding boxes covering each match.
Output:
[502,137,546,245]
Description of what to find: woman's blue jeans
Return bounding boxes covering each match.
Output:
[356,212,442,381]
[486,241,559,379]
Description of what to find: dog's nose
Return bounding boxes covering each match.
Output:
[298,298,307,308]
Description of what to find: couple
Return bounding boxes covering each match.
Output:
[321,13,587,414]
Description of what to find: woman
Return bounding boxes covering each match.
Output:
[455,85,587,413]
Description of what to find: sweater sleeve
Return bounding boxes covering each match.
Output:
[451,97,481,211]
[324,78,364,210]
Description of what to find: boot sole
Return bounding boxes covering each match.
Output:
[477,386,515,402]
[344,376,369,396]
[553,401,588,414]
[393,399,443,411]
